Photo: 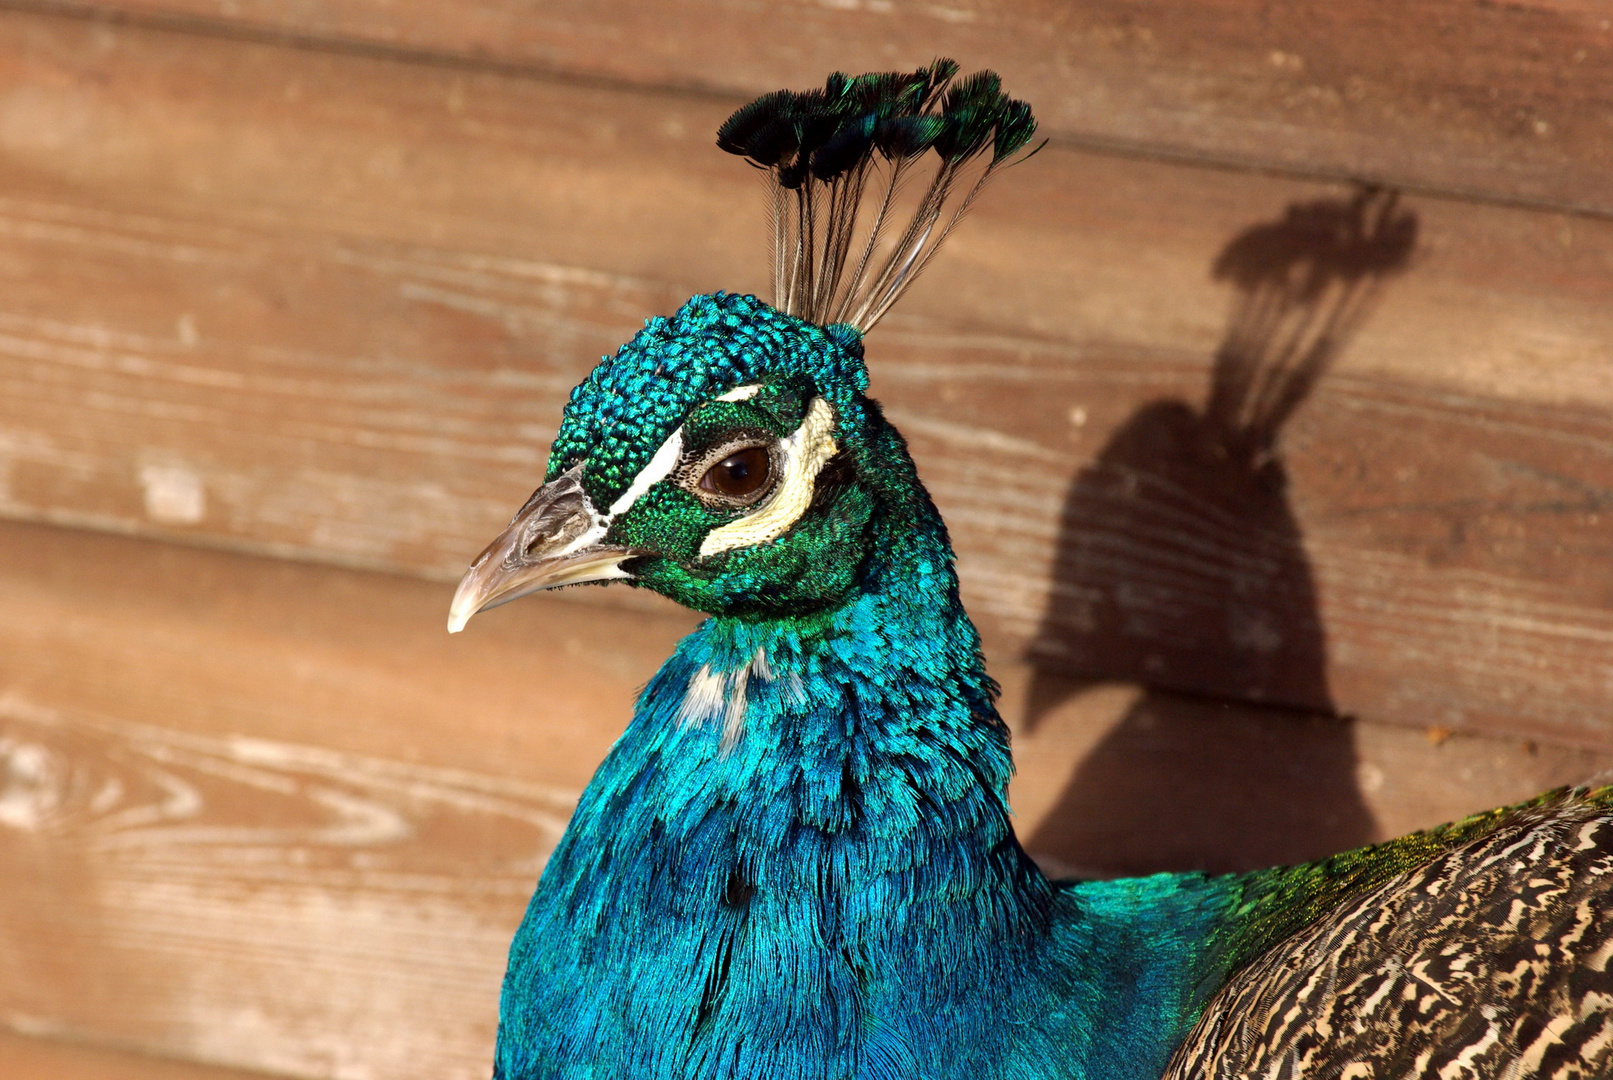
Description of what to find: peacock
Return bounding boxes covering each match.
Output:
[446,61,1613,1080]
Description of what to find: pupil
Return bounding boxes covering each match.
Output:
[702,447,770,498]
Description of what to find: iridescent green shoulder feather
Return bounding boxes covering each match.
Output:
[1216,784,1613,977]
[1173,785,1613,1079]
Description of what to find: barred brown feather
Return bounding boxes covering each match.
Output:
[1166,797,1613,1079]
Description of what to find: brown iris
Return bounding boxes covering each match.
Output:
[699,446,772,500]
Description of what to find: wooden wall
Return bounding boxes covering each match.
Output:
[0,2,1610,1076]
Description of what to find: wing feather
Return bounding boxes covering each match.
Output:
[1166,800,1613,1080]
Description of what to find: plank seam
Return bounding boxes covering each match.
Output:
[2,0,1611,223]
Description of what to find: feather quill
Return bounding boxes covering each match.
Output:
[716,59,1041,332]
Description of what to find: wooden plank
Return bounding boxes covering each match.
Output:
[0,1029,271,1080]
[0,521,690,1080]
[0,11,1612,744]
[1,519,1609,1080]
[1,8,1609,393]
[903,339,1613,750]
[1006,671,1613,880]
[31,0,1613,215]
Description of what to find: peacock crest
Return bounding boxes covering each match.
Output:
[716,59,1041,331]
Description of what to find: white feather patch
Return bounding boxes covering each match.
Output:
[675,665,727,727]
[716,384,763,402]
[698,397,837,557]
[675,648,792,750]
[608,426,684,519]
[721,665,749,751]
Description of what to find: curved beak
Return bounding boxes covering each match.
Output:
[447,466,637,633]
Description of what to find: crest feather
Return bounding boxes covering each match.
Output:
[716,59,1041,333]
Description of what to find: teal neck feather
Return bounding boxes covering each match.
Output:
[493,388,1244,1079]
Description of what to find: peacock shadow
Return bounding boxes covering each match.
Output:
[1021,187,1418,878]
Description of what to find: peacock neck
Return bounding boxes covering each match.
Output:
[636,489,1055,941]
[496,471,1077,1079]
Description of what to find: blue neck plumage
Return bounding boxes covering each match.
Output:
[494,467,1081,1078]
[494,430,1238,1080]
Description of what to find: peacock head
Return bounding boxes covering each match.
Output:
[447,60,1038,630]
[448,293,881,626]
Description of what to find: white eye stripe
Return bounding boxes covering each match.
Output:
[699,397,837,558]
[606,426,684,519]
[599,394,837,555]
[715,384,763,402]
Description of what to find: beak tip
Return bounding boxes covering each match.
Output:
[446,577,480,635]
[445,473,633,633]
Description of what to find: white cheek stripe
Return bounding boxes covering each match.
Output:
[699,397,837,558]
[607,426,684,519]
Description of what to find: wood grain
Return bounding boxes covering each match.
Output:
[30,0,1613,215]
[1,519,1609,1079]
[0,674,576,1080]
[0,1028,269,1080]
[0,11,1611,744]
[0,521,644,1080]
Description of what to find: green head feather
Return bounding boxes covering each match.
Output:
[545,293,881,617]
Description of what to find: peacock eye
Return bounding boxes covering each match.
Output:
[699,446,772,501]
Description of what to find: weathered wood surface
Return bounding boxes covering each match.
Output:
[1,11,1612,746]
[1,518,1610,1079]
[0,522,626,1080]
[34,0,1613,215]
[0,1028,269,1080]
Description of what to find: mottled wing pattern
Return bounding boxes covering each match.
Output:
[1165,800,1613,1080]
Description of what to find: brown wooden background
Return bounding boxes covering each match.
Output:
[0,2,1611,1077]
